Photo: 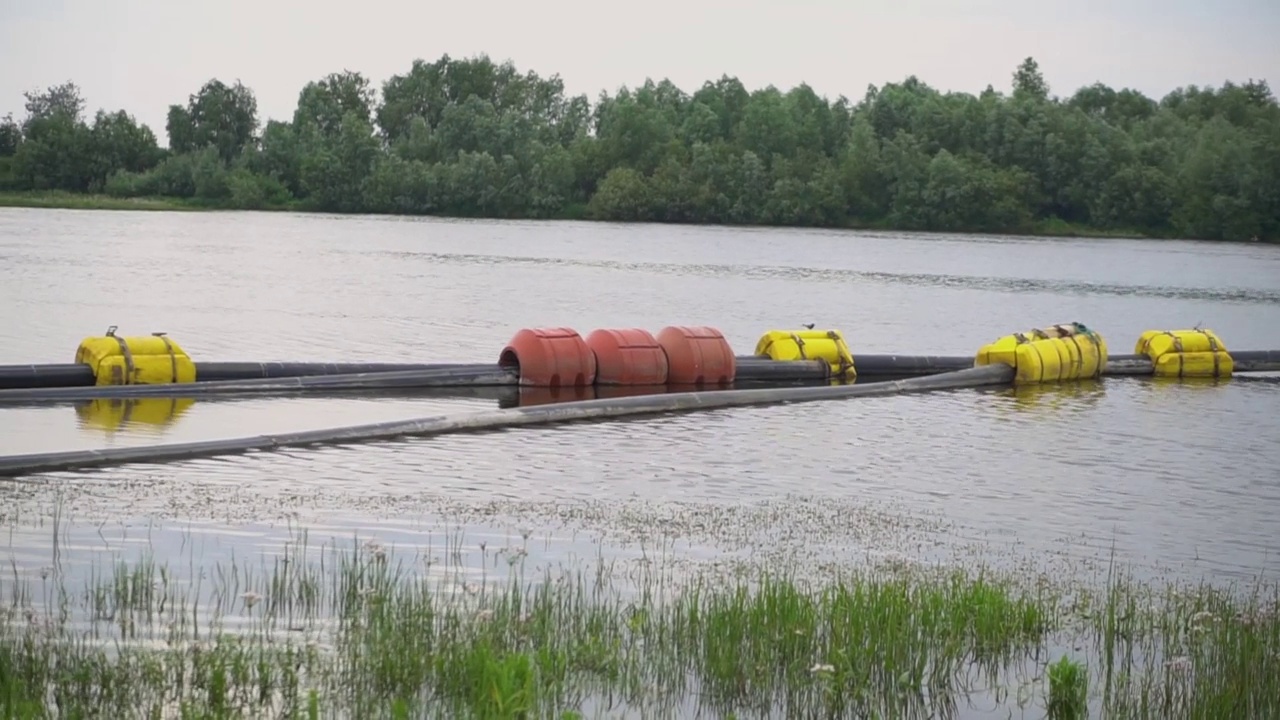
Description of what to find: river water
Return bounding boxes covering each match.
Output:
[1,207,1279,593]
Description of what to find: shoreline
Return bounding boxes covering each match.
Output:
[0,190,1214,244]
[2,508,1275,719]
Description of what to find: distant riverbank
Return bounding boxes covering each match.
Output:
[3,54,1276,245]
[0,190,1172,242]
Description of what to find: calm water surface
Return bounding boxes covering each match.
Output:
[1,207,1279,588]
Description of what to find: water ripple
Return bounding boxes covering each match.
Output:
[1,209,1278,589]
[385,250,1280,305]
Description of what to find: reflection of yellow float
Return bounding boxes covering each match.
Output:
[75,397,195,433]
[1141,375,1231,394]
[997,378,1106,413]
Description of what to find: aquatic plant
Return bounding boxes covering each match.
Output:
[1,530,1275,719]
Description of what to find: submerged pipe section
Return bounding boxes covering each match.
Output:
[0,364,1016,477]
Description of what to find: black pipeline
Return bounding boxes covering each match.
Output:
[1102,350,1280,375]
[0,355,981,403]
[0,353,977,391]
[0,364,1016,477]
[0,361,466,390]
[0,365,520,403]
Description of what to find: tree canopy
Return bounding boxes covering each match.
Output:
[1,55,1276,242]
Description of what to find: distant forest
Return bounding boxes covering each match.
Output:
[0,55,1276,241]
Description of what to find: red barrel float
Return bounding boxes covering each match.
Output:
[585,328,670,386]
[656,325,736,386]
[499,327,597,388]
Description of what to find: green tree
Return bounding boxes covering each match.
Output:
[1012,57,1050,102]
[0,114,20,156]
[166,79,258,162]
[7,53,1279,242]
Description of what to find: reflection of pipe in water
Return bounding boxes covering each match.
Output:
[75,397,196,434]
[508,384,678,408]
[0,385,523,412]
[509,385,594,408]
[0,364,1018,477]
[507,380,836,409]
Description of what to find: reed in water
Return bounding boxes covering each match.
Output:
[1,529,1275,719]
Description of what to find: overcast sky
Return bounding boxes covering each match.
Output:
[2,0,1276,146]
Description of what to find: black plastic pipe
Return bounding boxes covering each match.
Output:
[734,354,977,380]
[0,354,950,390]
[0,361,476,389]
[1102,351,1280,375]
[0,356,957,402]
[0,364,1017,478]
[733,357,831,381]
[851,354,975,376]
[194,361,481,381]
[0,363,94,389]
[0,365,519,403]
[0,385,525,412]
[2,349,1274,398]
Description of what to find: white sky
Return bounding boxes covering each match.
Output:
[2,0,1276,146]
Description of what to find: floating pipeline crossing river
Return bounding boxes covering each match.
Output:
[0,329,973,394]
[4,324,1279,399]
[0,322,1277,477]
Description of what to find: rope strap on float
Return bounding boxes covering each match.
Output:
[152,332,181,384]
[106,326,137,386]
[1134,328,1233,379]
[974,321,1108,385]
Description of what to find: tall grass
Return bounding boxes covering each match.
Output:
[1,532,1276,719]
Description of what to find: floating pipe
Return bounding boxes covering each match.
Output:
[0,353,984,390]
[2,349,1275,398]
[0,363,93,389]
[0,364,1017,477]
[0,361,472,390]
[0,365,519,403]
[1103,351,1280,375]
[0,358,870,402]
[0,385,526,412]
[849,354,976,376]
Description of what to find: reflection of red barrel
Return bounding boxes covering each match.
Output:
[498,327,597,388]
[585,328,670,385]
[593,384,671,402]
[517,385,595,407]
[656,326,736,386]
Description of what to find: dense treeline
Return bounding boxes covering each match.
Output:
[1,55,1277,241]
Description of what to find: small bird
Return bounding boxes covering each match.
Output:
[802,323,815,329]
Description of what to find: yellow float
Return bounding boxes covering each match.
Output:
[74,327,197,385]
[975,322,1107,385]
[754,328,856,381]
[1135,329,1233,378]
